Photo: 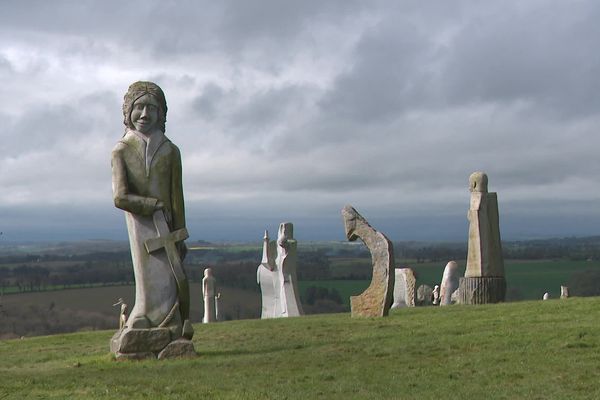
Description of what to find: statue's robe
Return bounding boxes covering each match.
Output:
[111,129,187,331]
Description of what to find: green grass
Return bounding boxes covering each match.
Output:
[2,298,600,399]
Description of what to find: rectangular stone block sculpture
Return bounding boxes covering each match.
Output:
[256,223,304,318]
[391,268,416,308]
[459,172,506,304]
[342,205,394,317]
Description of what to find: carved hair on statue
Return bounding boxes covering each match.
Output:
[122,81,168,133]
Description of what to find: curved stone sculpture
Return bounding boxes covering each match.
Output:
[342,205,394,317]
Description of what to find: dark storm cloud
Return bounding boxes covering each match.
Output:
[2,0,600,241]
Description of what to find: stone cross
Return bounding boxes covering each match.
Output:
[145,210,191,323]
[342,205,394,317]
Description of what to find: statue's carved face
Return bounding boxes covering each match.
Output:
[130,94,160,134]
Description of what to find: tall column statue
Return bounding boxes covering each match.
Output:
[110,81,195,359]
[459,172,506,304]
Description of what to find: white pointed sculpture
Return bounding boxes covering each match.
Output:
[257,224,304,318]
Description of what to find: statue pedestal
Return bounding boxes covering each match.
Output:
[459,276,506,304]
[111,327,196,360]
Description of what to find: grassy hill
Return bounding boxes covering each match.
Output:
[2,297,600,399]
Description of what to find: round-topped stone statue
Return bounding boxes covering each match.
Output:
[459,171,506,304]
[110,81,195,359]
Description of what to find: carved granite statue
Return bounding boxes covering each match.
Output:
[110,81,195,359]
[342,205,394,317]
[440,261,460,306]
[391,268,416,309]
[459,172,506,304]
[203,268,217,323]
[257,224,304,318]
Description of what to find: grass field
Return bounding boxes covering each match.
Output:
[2,297,600,399]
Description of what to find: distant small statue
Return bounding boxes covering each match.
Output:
[203,268,217,323]
[432,285,440,305]
[112,298,128,330]
[543,292,550,300]
[215,292,221,321]
[560,286,569,299]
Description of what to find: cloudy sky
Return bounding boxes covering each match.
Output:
[1,0,600,242]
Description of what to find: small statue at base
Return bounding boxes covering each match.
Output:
[112,298,128,330]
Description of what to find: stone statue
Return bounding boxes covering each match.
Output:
[257,230,280,318]
[432,285,440,305]
[202,268,217,323]
[342,205,394,317]
[110,81,195,359]
[459,172,506,304]
[112,298,128,330]
[440,261,460,306]
[276,223,303,317]
[391,268,416,309]
[560,286,569,299]
[416,284,433,306]
[256,225,304,318]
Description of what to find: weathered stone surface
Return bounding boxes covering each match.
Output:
[110,81,194,357]
[111,327,172,354]
[391,268,416,309]
[459,277,506,304]
[157,339,197,359]
[203,268,217,323]
[342,205,394,317]
[451,288,461,304]
[416,284,433,306]
[440,261,460,306]
[560,286,569,299]
[256,225,304,318]
[463,172,506,304]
